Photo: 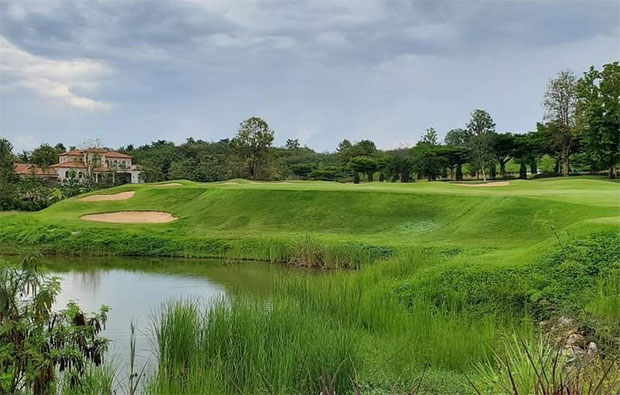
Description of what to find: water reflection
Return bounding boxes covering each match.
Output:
[11,255,313,383]
[1,254,320,384]
[53,268,227,378]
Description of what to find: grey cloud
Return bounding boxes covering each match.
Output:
[0,0,618,152]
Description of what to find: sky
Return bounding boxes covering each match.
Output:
[1,1,618,153]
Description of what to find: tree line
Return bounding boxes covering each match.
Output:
[121,62,620,183]
[1,62,618,210]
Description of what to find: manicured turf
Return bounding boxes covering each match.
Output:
[1,178,618,261]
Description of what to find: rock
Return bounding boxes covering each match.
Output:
[557,316,574,327]
[587,342,598,358]
[566,333,585,348]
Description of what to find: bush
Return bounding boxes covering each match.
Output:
[396,232,620,319]
[0,254,110,393]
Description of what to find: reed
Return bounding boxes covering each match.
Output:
[588,275,620,324]
[148,298,359,394]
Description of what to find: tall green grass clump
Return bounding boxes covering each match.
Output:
[589,275,620,324]
[148,298,359,394]
[275,268,505,377]
[474,334,619,394]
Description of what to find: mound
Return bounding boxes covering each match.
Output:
[80,191,135,201]
[81,211,176,223]
[157,183,183,187]
[456,181,510,187]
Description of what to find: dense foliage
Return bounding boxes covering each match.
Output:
[0,254,110,394]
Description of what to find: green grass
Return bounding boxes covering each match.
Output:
[0,177,617,268]
[588,275,620,326]
[148,298,360,394]
[144,232,619,393]
[2,176,619,392]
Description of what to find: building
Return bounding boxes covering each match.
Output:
[49,149,143,184]
[13,163,59,180]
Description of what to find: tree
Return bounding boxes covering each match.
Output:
[348,156,377,182]
[285,139,300,150]
[444,128,469,147]
[576,62,620,179]
[309,166,344,181]
[466,109,495,181]
[350,140,377,157]
[169,158,199,180]
[0,254,109,393]
[290,163,315,179]
[30,144,59,167]
[232,117,275,180]
[544,70,578,127]
[524,130,546,175]
[543,70,579,176]
[490,133,517,176]
[336,139,354,166]
[383,150,415,182]
[512,134,534,179]
[80,139,103,187]
[411,145,444,181]
[438,145,468,181]
[17,151,30,162]
[0,139,18,210]
[420,128,439,146]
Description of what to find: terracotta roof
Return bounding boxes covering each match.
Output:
[59,149,132,159]
[50,161,86,169]
[13,163,58,176]
[104,151,132,158]
[59,149,83,156]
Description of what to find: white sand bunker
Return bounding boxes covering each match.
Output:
[81,211,177,223]
[80,191,135,202]
[456,181,510,187]
[157,183,183,187]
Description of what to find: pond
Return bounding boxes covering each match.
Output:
[3,255,314,382]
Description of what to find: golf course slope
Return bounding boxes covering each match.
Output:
[0,177,618,268]
[2,177,620,392]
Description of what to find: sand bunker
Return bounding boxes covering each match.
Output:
[157,183,183,187]
[81,211,176,223]
[80,191,135,202]
[456,181,510,187]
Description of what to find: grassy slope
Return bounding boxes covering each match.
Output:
[0,178,618,264]
[2,178,618,392]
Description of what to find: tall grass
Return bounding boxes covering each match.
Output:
[274,259,508,376]
[474,334,620,394]
[58,364,116,395]
[146,249,525,393]
[588,275,620,324]
[148,298,359,394]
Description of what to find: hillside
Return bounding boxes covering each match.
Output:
[1,177,618,267]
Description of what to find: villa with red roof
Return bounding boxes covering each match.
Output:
[48,149,143,184]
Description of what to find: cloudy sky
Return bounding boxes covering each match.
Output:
[1,1,618,152]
